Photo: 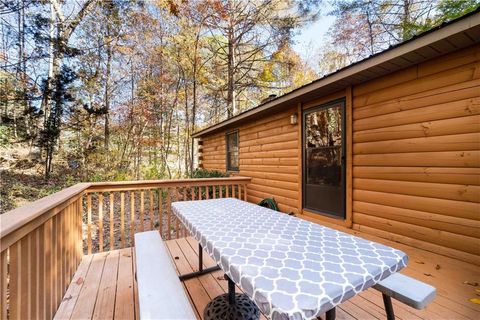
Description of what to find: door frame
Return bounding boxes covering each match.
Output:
[302,98,347,220]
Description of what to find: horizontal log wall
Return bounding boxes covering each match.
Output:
[202,108,300,214]
[352,44,480,264]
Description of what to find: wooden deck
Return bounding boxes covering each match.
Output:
[56,233,480,320]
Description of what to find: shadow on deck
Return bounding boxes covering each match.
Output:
[55,234,479,320]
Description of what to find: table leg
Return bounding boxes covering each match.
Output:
[226,275,236,304]
[382,294,395,320]
[178,243,220,281]
[326,308,336,320]
[199,242,203,272]
[203,274,260,320]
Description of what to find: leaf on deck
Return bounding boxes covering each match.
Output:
[76,277,84,285]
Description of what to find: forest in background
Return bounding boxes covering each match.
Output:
[1,0,478,212]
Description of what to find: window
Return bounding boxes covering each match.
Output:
[226,131,239,171]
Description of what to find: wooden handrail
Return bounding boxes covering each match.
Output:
[85,176,251,192]
[0,183,90,251]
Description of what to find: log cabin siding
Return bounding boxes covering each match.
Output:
[201,107,301,214]
[351,44,480,262]
[198,44,480,264]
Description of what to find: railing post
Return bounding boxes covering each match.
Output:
[87,194,92,255]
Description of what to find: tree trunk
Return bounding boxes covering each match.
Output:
[402,0,411,40]
[41,3,56,125]
[104,26,112,152]
[226,16,236,118]
[184,78,190,177]
[191,75,197,175]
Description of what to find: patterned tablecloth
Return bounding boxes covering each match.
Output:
[172,198,408,320]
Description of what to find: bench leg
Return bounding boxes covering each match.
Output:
[199,243,203,272]
[325,308,335,320]
[382,294,395,320]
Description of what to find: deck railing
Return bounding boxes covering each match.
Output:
[0,176,251,319]
[83,178,250,254]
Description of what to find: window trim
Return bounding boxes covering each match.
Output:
[225,130,239,172]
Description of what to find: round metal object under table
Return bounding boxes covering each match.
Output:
[204,275,260,320]
[203,292,260,320]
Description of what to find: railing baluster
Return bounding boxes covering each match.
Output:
[130,192,135,246]
[76,198,81,262]
[175,188,180,238]
[20,232,33,319]
[62,207,68,292]
[87,194,92,254]
[121,192,125,248]
[66,206,71,281]
[22,236,30,319]
[37,224,45,319]
[30,229,37,319]
[190,186,195,200]
[226,185,230,197]
[206,186,210,199]
[140,191,145,232]
[55,215,61,310]
[98,194,104,252]
[158,189,163,239]
[58,212,64,300]
[110,193,114,250]
[1,249,8,320]
[9,241,20,319]
[181,187,187,238]
[44,218,53,319]
[167,189,172,240]
[149,190,154,230]
[213,185,217,199]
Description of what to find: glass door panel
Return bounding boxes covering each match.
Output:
[303,100,345,219]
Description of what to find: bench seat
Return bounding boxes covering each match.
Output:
[135,231,196,319]
[374,273,436,309]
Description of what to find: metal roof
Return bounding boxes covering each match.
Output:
[193,10,480,138]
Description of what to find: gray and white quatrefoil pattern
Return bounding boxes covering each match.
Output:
[172,198,408,320]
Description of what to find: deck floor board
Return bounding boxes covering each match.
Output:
[56,230,480,320]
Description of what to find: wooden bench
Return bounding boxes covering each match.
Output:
[134,231,196,319]
[374,273,436,320]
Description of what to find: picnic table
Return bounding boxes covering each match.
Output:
[172,198,408,320]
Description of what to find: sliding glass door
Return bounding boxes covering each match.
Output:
[303,99,345,219]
